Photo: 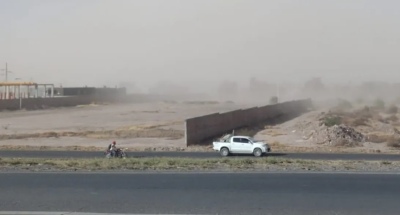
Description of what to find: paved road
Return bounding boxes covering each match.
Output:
[0,172,399,215]
[0,150,399,160]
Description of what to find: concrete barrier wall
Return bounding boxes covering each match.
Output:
[185,99,313,146]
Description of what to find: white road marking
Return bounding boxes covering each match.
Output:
[0,212,208,215]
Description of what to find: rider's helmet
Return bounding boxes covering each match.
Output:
[112,141,116,145]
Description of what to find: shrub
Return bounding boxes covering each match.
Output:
[323,116,342,127]
[386,105,398,114]
[384,135,400,148]
[269,96,278,105]
[387,140,400,148]
[350,117,369,127]
[385,115,398,122]
[334,139,361,147]
[373,98,385,110]
[337,99,352,110]
[368,134,389,143]
[352,106,373,119]
[355,97,364,104]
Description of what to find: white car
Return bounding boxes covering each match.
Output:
[212,135,271,157]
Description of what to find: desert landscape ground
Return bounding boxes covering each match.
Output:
[0,100,255,151]
[253,99,400,154]
[1,97,400,154]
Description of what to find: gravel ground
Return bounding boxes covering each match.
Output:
[0,101,253,149]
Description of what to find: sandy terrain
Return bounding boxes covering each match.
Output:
[0,101,253,151]
[2,99,400,154]
[254,106,400,154]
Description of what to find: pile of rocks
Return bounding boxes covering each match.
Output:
[302,124,365,147]
[268,110,368,147]
[327,125,365,146]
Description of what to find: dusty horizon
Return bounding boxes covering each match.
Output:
[0,0,399,96]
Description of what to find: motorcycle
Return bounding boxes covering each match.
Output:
[104,148,127,159]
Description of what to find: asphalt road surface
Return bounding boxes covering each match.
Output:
[0,150,400,160]
[0,172,399,215]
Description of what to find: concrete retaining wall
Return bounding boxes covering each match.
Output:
[185,99,313,146]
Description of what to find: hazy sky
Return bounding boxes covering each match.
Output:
[0,0,399,91]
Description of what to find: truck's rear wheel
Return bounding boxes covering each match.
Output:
[253,148,263,157]
[220,147,230,157]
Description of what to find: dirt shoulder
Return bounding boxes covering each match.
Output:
[1,142,400,155]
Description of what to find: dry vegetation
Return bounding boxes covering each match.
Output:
[0,101,257,151]
[2,97,400,153]
[0,128,184,141]
[1,157,400,172]
[254,98,400,153]
[183,101,221,105]
[316,100,400,149]
[323,107,400,146]
[260,128,287,137]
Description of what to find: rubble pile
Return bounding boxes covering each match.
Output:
[327,125,365,147]
[262,107,400,151]
[302,124,365,147]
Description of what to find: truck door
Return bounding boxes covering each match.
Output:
[240,138,253,153]
[231,137,243,153]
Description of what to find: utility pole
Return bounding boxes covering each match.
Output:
[5,63,7,82]
[276,82,280,103]
[1,62,12,82]
[1,63,13,99]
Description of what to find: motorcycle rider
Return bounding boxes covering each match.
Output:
[108,141,117,157]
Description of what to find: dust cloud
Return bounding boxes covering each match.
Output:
[0,0,399,105]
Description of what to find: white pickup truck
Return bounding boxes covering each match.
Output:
[212,135,271,157]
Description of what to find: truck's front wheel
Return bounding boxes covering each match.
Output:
[220,147,230,157]
[253,148,263,157]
